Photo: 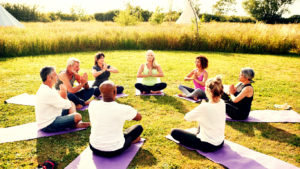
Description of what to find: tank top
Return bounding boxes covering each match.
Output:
[92,65,111,87]
[234,83,253,115]
[54,70,75,90]
[193,70,206,91]
[142,63,158,86]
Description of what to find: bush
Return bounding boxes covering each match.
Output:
[149,7,165,25]
[113,10,139,26]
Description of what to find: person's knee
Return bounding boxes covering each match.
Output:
[135,124,143,133]
[74,113,82,123]
[162,82,167,88]
[178,85,183,89]
[118,86,124,93]
[67,93,76,100]
[170,128,180,137]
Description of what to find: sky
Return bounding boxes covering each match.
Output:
[1,0,300,18]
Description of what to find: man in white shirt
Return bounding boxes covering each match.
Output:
[89,81,143,157]
[35,66,90,132]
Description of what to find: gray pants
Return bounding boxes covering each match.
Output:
[178,85,206,99]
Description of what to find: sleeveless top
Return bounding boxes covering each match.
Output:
[92,65,111,87]
[142,63,158,86]
[234,83,253,114]
[55,70,75,90]
[193,70,206,91]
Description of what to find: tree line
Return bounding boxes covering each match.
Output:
[1,1,299,24]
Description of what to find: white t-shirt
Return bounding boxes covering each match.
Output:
[89,100,137,151]
[35,84,72,129]
[185,100,226,146]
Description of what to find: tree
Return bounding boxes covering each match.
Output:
[70,4,87,21]
[189,0,201,16]
[242,0,297,23]
[149,7,165,25]
[212,0,237,15]
[113,9,139,26]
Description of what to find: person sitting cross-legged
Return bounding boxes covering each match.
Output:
[35,66,90,132]
[55,57,95,109]
[89,80,143,157]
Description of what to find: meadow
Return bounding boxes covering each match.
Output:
[0,50,300,168]
[1,22,300,57]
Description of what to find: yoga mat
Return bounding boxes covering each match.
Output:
[166,128,298,169]
[135,78,164,96]
[0,122,86,144]
[94,93,129,100]
[173,95,201,103]
[226,110,300,123]
[4,93,36,106]
[65,138,145,169]
[77,105,89,111]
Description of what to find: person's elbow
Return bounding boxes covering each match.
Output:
[232,98,239,103]
[133,112,142,121]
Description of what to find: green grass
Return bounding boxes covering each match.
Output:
[1,50,300,168]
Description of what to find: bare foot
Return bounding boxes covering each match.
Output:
[132,136,141,144]
[85,99,97,105]
[76,104,83,109]
[75,122,90,128]
[193,96,198,101]
[142,91,146,94]
[151,90,161,94]
[178,93,186,97]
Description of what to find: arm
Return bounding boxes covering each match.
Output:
[132,112,142,121]
[184,70,196,81]
[107,66,119,73]
[193,71,208,86]
[230,86,253,103]
[150,65,164,77]
[184,104,205,122]
[59,72,87,94]
[137,64,149,78]
[92,68,106,77]
[58,84,67,99]
[75,73,89,90]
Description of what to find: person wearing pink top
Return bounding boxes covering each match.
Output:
[178,55,209,101]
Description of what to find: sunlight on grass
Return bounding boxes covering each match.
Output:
[0,50,300,168]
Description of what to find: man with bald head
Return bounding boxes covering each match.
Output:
[88,81,143,157]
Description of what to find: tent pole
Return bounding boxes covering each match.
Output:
[187,0,199,36]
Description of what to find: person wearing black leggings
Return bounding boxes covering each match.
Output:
[171,75,225,152]
[222,68,255,120]
[92,52,124,97]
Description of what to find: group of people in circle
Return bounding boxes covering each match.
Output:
[36,50,255,157]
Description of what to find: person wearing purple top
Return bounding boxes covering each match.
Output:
[178,55,208,101]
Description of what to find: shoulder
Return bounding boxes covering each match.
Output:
[58,71,67,79]
[139,63,145,68]
[92,65,98,69]
[243,85,253,92]
[203,70,208,75]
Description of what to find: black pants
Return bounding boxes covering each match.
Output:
[170,128,224,152]
[221,93,249,120]
[90,124,143,157]
[93,85,124,97]
[67,88,95,106]
[135,83,167,94]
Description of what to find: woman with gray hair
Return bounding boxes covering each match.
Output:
[222,68,255,120]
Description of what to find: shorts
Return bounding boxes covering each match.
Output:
[41,109,75,132]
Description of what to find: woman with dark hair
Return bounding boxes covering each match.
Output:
[92,52,124,97]
[171,75,225,152]
[222,67,255,120]
[177,55,208,101]
[135,50,167,94]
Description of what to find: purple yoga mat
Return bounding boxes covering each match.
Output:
[0,122,86,144]
[166,128,298,169]
[226,110,300,123]
[173,95,201,103]
[76,105,89,111]
[94,93,129,100]
[135,78,164,96]
[65,138,145,169]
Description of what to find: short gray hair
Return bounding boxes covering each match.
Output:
[66,57,80,67]
[40,66,55,82]
[241,67,255,81]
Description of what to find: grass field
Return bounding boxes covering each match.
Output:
[1,22,300,57]
[0,50,300,168]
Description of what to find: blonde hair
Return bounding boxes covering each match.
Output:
[66,57,80,67]
[206,75,224,98]
[145,50,158,69]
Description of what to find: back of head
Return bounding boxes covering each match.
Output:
[206,75,223,98]
[99,81,116,100]
[241,67,255,82]
[40,66,55,82]
[66,57,80,67]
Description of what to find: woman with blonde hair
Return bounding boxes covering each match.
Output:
[171,75,225,152]
[135,50,167,94]
[222,67,255,120]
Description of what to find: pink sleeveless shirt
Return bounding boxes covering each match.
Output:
[193,70,206,91]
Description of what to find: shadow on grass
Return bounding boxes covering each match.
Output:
[128,149,157,168]
[227,122,300,147]
[138,94,190,114]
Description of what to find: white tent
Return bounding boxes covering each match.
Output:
[176,1,199,24]
[0,5,25,28]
